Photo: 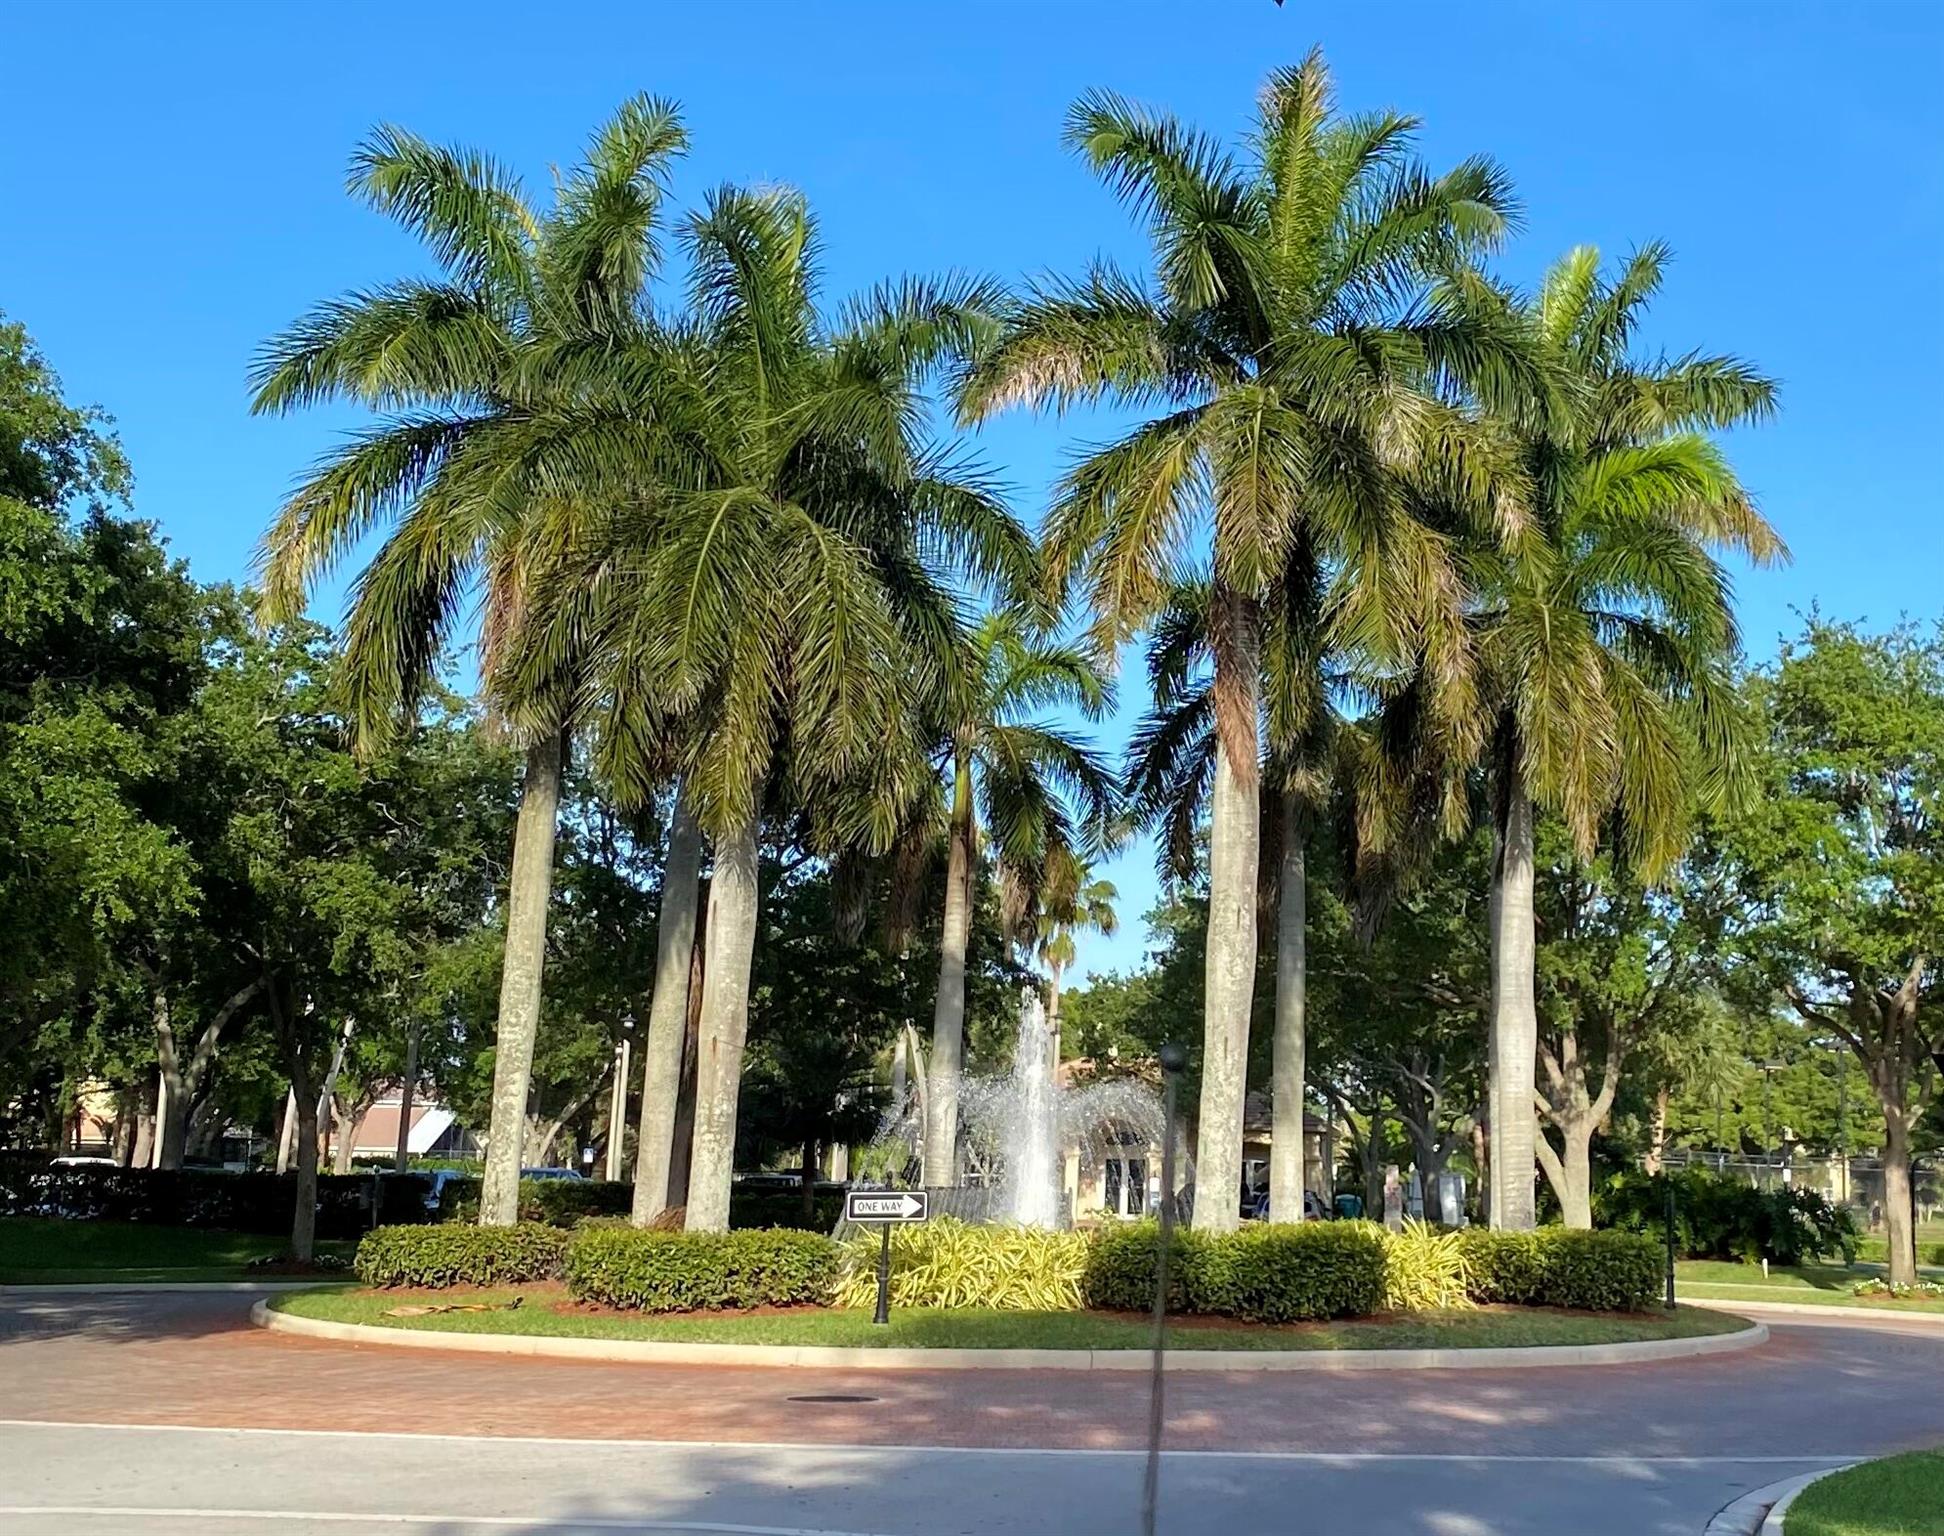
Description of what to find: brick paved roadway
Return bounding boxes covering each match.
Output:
[3,1290,1942,1459]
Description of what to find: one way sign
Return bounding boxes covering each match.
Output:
[845,1190,929,1223]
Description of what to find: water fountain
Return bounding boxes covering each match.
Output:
[871,986,1190,1227]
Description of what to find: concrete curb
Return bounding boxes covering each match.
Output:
[1703,1466,1850,1535]
[1,1281,342,1295]
[254,1300,1769,1372]
[1690,1297,1944,1325]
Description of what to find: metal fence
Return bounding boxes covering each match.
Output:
[1659,1148,1941,1226]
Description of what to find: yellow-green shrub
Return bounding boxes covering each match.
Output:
[835,1217,1090,1311]
[1380,1220,1474,1311]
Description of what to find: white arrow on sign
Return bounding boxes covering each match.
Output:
[845,1191,928,1221]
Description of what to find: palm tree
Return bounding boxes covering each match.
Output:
[516,186,1035,1230]
[251,100,690,1226]
[918,609,1116,1184]
[963,52,1528,1228]
[1034,850,1118,1061]
[1468,244,1781,1228]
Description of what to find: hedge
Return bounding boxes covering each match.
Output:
[564,1227,840,1312]
[1090,1222,1665,1320]
[434,1175,843,1232]
[1083,1221,1390,1322]
[0,1155,430,1239]
[834,1217,1090,1310]
[355,1223,569,1287]
[1457,1229,1662,1311]
[1592,1169,1855,1266]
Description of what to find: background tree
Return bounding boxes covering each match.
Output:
[1723,619,1944,1283]
[917,610,1113,1184]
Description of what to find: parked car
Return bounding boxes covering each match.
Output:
[1243,1189,1332,1222]
[420,1168,469,1214]
[520,1166,583,1181]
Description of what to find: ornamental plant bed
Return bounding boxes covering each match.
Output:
[282,1286,1748,1352]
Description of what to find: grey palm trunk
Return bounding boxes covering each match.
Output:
[1269,792,1307,1223]
[922,753,975,1187]
[478,730,567,1228]
[1196,732,1261,1234]
[631,786,704,1225]
[1488,769,1539,1230]
[683,817,761,1233]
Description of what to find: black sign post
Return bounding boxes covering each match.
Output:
[844,1190,929,1327]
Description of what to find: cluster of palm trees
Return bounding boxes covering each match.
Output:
[253,51,1778,1234]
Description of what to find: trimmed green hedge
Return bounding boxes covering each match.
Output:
[1090,1222,1665,1320]
[355,1223,569,1288]
[565,1227,841,1312]
[1457,1229,1662,1311]
[1084,1221,1390,1322]
[349,1217,1666,1315]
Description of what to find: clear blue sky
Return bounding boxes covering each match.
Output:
[5,1,1940,978]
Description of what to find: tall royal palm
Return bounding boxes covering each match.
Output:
[964,52,1525,1228]
[919,609,1115,1184]
[520,186,1035,1229]
[250,98,688,1226]
[1471,244,1781,1228]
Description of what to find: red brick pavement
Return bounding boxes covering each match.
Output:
[5,1292,1943,1459]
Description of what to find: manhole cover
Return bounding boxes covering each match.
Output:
[785,1394,878,1403]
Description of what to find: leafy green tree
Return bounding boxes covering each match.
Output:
[251,98,691,1225]
[1464,244,1780,1228]
[965,52,1525,1227]
[1723,619,1944,1282]
[1529,821,1735,1225]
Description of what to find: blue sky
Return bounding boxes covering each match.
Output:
[4,1,1940,978]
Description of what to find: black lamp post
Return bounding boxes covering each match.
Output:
[1142,1041,1187,1536]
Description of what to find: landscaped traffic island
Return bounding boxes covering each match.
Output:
[270,1216,1756,1360]
[270,1283,1747,1352]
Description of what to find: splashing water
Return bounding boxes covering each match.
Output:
[872,986,1191,1226]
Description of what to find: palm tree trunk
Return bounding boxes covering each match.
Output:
[684,817,760,1233]
[922,751,975,1187]
[631,785,704,1225]
[1488,761,1539,1230]
[479,730,566,1228]
[1196,589,1260,1233]
[1270,790,1306,1223]
[1645,1082,1671,1176]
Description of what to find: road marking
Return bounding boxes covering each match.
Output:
[0,1511,890,1535]
[0,1422,1856,1465]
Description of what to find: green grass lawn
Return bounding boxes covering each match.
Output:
[0,1217,356,1283]
[274,1286,1748,1351]
[1787,1449,1944,1535]
[1675,1259,1944,1313]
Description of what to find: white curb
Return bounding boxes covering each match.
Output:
[1689,1297,1944,1325]
[254,1299,1768,1372]
[1703,1466,1851,1535]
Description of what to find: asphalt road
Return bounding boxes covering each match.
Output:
[1,1289,1940,1535]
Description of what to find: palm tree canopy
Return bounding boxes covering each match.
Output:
[250,97,690,749]
[1471,242,1784,873]
[962,48,1542,745]
[498,186,1041,851]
